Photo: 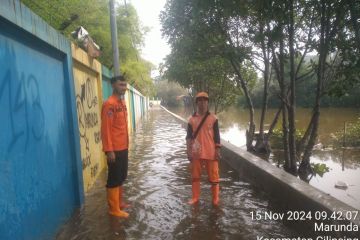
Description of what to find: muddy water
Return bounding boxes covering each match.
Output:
[217,107,360,210]
[56,108,299,240]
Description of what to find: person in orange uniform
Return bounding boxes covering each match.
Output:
[186,92,221,206]
[101,75,130,218]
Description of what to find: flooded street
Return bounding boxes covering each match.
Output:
[56,108,298,239]
[171,107,360,210]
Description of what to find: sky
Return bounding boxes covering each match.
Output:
[124,0,171,77]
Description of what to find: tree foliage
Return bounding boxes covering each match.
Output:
[154,79,187,107]
[160,0,256,114]
[161,0,360,176]
[22,0,155,96]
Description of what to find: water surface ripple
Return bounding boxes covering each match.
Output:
[56,109,298,240]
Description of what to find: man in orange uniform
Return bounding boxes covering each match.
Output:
[186,92,221,206]
[101,75,130,218]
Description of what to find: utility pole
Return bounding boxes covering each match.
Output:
[109,0,121,76]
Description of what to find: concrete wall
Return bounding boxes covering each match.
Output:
[0,1,83,240]
[72,45,151,192]
[0,1,151,238]
[101,65,112,100]
[71,43,105,192]
[129,85,143,129]
[161,106,360,229]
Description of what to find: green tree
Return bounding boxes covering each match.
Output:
[154,79,187,107]
[161,26,241,112]
[161,0,360,177]
[21,0,155,96]
[160,0,256,118]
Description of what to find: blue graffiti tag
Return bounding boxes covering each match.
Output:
[0,70,45,154]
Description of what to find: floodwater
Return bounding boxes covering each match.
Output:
[176,107,360,210]
[218,107,360,210]
[56,108,299,240]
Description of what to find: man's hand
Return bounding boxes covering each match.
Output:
[106,151,115,163]
[215,148,221,161]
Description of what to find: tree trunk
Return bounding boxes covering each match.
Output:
[219,19,256,151]
[299,0,329,174]
[230,58,256,151]
[270,26,291,170]
[300,0,344,174]
[255,70,269,153]
[300,109,320,167]
[255,24,271,154]
[268,107,282,137]
[296,113,315,158]
[263,106,282,155]
[281,103,291,170]
[287,0,298,174]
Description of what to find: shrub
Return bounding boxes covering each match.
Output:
[334,120,360,147]
[269,128,304,149]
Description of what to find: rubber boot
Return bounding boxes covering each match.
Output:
[211,184,220,206]
[119,186,131,209]
[107,187,129,218]
[188,181,200,205]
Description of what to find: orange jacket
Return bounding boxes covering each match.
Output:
[101,94,129,152]
[186,112,221,160]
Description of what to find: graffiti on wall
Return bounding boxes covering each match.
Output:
[0,70,45,157]
[75,76,101,190]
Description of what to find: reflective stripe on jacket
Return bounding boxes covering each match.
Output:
[101,95,129,152]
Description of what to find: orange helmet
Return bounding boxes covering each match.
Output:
[195,92,209,100]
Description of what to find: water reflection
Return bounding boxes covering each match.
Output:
[220,107,360,210]
[217,107,360,146]
[56,109,298,239]
[308,150,360,210]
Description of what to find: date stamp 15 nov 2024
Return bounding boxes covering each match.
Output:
[250,210,359,240]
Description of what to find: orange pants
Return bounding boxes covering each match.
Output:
[191,159,219,184]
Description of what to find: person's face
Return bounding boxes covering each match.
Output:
[196,97,208,112]
[113,80,127,95]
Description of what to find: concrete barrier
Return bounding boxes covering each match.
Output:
[161,106,360,231]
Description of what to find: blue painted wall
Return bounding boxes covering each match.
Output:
[0,1,83,240]
[0,1,152,239]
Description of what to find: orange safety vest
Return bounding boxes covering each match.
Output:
[101,94,129,152]
[187,112,221,160]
